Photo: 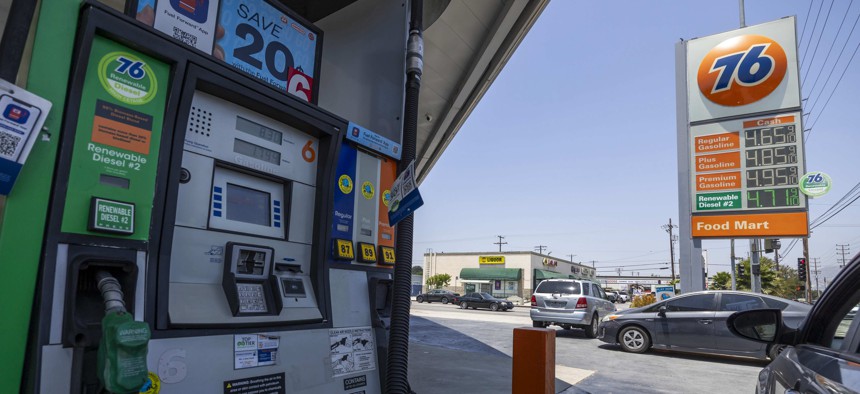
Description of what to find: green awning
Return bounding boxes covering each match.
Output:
[534,269,572,280]
[459,268,522,281]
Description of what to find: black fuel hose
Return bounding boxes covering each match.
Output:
[386,0,422,393]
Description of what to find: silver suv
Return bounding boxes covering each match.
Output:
[530,279,616,338]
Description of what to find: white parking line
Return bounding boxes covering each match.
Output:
[411,308,533,325]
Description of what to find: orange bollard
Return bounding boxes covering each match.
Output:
[512,327,555,394]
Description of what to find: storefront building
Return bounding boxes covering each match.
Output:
[423,251,596,299]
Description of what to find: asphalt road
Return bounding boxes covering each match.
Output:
[409,301,768,393]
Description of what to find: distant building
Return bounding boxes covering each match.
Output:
[422,251,596,299]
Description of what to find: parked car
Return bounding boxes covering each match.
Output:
[617,291,630,303]
[598,290,810,359]
[727,252,860,393]
[605,291,619,303]
[530,279,616,338]
[416,289,460,304]
[458,292,514,311]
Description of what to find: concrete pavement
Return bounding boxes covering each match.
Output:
[407,305,594,393]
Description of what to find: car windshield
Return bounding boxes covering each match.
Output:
[536,281,581,295]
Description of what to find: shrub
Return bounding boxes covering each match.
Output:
[630,294,656,308]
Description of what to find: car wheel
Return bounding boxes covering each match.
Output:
[460,302,468,309]
[532,321,545,328]
[441,297,449,304]
[490,303,500,311]
[584,314,599,338]
[618,326,651,353]
[416,296,424,303]
[767,344,786,360]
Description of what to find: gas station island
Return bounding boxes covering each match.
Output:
[0,0,547,393]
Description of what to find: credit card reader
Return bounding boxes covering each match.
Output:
[222,242,279,316]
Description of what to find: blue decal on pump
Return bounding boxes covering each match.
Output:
[0,158,23,195]
[332,142,357,241]
[345,121,402,160]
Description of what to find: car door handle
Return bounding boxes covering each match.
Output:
[698,319,713,325]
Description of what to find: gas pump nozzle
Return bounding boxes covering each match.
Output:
[95,271,151,393]
[96,270,127,313]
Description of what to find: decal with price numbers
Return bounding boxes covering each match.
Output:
[379,246,396,265]
[215,0,319,101]
[333,239,354,261]
[357,242,377,264]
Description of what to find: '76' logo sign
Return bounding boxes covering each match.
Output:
[697,34,787,107]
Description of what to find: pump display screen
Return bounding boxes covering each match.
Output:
[236,116,283,145]
[226,184,271,226]
[234,139,281,165]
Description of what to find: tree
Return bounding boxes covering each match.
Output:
[411,266,423,276]
[709,272,732,290]
[426,273,451,289]
[710,256,803,299]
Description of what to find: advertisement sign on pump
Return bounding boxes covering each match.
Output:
[686,17,800,123]
[215,0,318,101]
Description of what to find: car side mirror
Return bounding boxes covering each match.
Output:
[657,305,667,317]
[727,309,793,344]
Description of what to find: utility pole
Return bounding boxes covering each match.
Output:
[811,258,821,301]
[750,239,761,293]
[802,237,811,300]
[567,254,576,263]
[662,219,677,281]
[730,239,737,290]
[837,244,851,268]
[494,235,507,253]
[534,245,547,255]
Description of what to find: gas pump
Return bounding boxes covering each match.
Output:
[18,1,406,393]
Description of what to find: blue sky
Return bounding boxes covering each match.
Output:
[413,1,860,290]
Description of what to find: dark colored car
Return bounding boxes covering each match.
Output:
[416,289,460,304]
[728,253,860,393]
[598,290,810,359]
[459,292,514,311]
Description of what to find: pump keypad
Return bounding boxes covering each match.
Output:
[237,283,267,313]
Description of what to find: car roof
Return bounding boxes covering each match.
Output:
[661,290,811,308]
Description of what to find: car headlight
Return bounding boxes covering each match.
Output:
[602,315,620,323]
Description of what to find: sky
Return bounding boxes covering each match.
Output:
[411,0,860,291]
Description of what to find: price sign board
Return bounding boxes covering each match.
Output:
[691,112,805,214]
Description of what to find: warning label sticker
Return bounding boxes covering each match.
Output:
[329,327,376,377]
[223,373,285,394]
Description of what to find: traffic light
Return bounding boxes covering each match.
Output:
[797,258,807,282]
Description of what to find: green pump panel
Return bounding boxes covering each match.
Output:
[61,36,169,240]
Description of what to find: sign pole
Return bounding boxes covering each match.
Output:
[675,40,705,293]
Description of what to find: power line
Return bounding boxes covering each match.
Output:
[803,0,854,94]
[805,6,860,115]
[801,0,828,70]
[808,35,860,130]
[799,0,818,45]
[534,245,547,254]
[801,0,838,85]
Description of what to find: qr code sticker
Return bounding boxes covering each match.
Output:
[0,132,21,158]
[173,27,198,47]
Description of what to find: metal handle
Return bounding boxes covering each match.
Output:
[698,319,713,325]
